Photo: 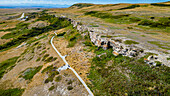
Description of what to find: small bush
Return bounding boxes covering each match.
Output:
[40,50,47,55]
[36,57,41,62]
[42,54,49,61]
[41,65,53,73]
[67,86,73,90]
[55,75,62,82]
[45,77,53,83]
[57,32,66,37]
[150,17,155,19]
[45,56,53,63]
[67,80,73,85]
[155,61,162,66]
[49,86,55,91]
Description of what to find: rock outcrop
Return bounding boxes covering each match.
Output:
[59,16,169,67]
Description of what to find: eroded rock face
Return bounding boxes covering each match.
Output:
[28,21,48,29]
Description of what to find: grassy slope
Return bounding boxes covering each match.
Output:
[0,56,19,79]
[85,44,170,95]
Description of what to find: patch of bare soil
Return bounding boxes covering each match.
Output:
[0,44,26,62]
[28,21,49,29]
[0,30,89,95]
[23,69,88,96]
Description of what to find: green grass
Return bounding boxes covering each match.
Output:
[0,56,19,79]
[138,17,170,29]
[124,40,139,45]
[0,13,71,51]
[0,88,24,96]
[148,41,170,50]
[19,66,42,80]
[64,26,82,47]
[87,49,170,95]
[83,35,170,95]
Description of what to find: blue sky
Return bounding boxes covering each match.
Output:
[0,0,169,5]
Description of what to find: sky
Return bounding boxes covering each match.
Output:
[0,0,169,5]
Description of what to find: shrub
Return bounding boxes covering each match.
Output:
[42,54,49,61]
[41,65,53,73]
[49,86,55,91]
[45,56,53,63]
[67,86,73,90]
[40,50,47,55]
[155,61,162,66]
[57,32,66,37]
[55,75,62,82]
[45,77,53,83]
[67,80,73,85]
[150,17,155,19]
[36,57,41,62]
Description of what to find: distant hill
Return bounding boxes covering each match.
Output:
[0,4,71,9]
[70,3,95,9]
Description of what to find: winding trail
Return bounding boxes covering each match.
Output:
[51,32,94,96]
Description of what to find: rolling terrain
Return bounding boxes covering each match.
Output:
[0,1,170,96]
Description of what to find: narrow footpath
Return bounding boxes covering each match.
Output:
[51,32,94,96]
